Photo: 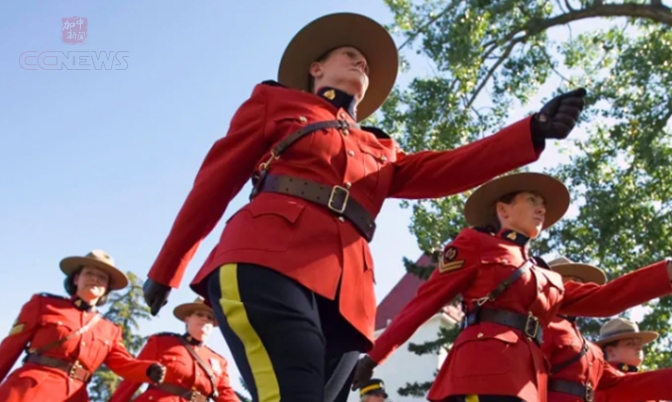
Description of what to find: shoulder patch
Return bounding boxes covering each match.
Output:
[360,126,391,140]
[438,246,465,273]
[38,292,68,300]
[8,319,25,336]
[260,80,287,88]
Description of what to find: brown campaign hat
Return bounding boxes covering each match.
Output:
[60,249,129,291]
[277,12,398,122]
[173,296,214,322]
[463,172,570,230]
[595,317,658,347]
[548,256,607,285]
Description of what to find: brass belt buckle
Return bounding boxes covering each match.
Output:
[328,185,349,214]
[585,382,594,402]
[524,312,539,339]
[68,360,81,379]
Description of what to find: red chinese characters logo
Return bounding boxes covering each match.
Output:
[61,17,87,45]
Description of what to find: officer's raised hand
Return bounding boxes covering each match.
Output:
[351,354,376,390]
[146,362,166,384]
[532,88,587,139]
[143,278,171,316]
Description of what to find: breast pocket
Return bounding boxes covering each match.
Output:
[86,330,113,370]
[36,316,77,353]
[357,141,394,201]
[160,351,190,381]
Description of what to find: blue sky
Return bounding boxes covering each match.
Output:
[0,0,622,396]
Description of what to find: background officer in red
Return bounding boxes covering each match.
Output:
[545,257,672,402]
[352,172,672,402]
[594,317,670,402]
[0,249,166,402]
[142,11,587,402]
[109,297,239,402]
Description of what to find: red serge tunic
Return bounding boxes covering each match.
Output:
[109,333,239,402]
[146,82,545,344]
[366,227,672,402]
[0,294,156,402]
[546,317,672,402]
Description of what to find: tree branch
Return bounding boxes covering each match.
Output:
[465,36,524,110]
[398,0,462,51]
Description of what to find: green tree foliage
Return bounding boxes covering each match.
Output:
[88,272,153,401]
[379,0,672,396]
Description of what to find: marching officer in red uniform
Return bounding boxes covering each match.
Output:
[109,297,239,402]
[0,250,166,402]
[142,11,588,402]
[544,257,672,402]
[352,172,672,402]
[594,317,669,402]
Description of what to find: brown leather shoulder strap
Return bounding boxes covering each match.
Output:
[177,336,219,399]
[270,119,354,158]
[29,314,102,355]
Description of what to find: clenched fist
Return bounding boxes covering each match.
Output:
[532,88,587,140]
[146,363,166,384]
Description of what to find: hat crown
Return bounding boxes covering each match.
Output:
[548,256,574,267]
[600,317,639,338]
[83,249,115,267]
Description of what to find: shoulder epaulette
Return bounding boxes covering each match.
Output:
[260,80,287,88]
[533,256,551,270]
[37,292,68,300]
[154,332,181,338]
[360,126,391,140]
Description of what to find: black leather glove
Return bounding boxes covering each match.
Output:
[142,278,171,316]
[146,363,166,384]
[532,88,587,140]
[351,354,377,390]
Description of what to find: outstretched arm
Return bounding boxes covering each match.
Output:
[559,260,672,317]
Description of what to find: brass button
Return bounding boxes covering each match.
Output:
[81,342,86,346]
[339,112,347,119]
[380,155,388,162]
[343,128,349,135]
[345,182,352,189]
[348,150,355,157]
[298,116,307,123]
[338,217,345,222]
[477,333,484,338]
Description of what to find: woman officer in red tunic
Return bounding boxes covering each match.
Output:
[352,172,672,402]
[109,297,239,402]
[0,249,166,402]
[544,258,672,402]
[142,11,589,402]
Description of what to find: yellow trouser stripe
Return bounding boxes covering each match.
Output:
[465,396,479,402]
[218,263,280,402]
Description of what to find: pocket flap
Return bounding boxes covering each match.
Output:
[246,196,305,224]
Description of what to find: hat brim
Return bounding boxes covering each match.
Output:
[278,12,398,122]
[173,302,214,322]
[464,172,570,230]
[552,263,607,285]
[60,256,129,291]
[595,331,659,347]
